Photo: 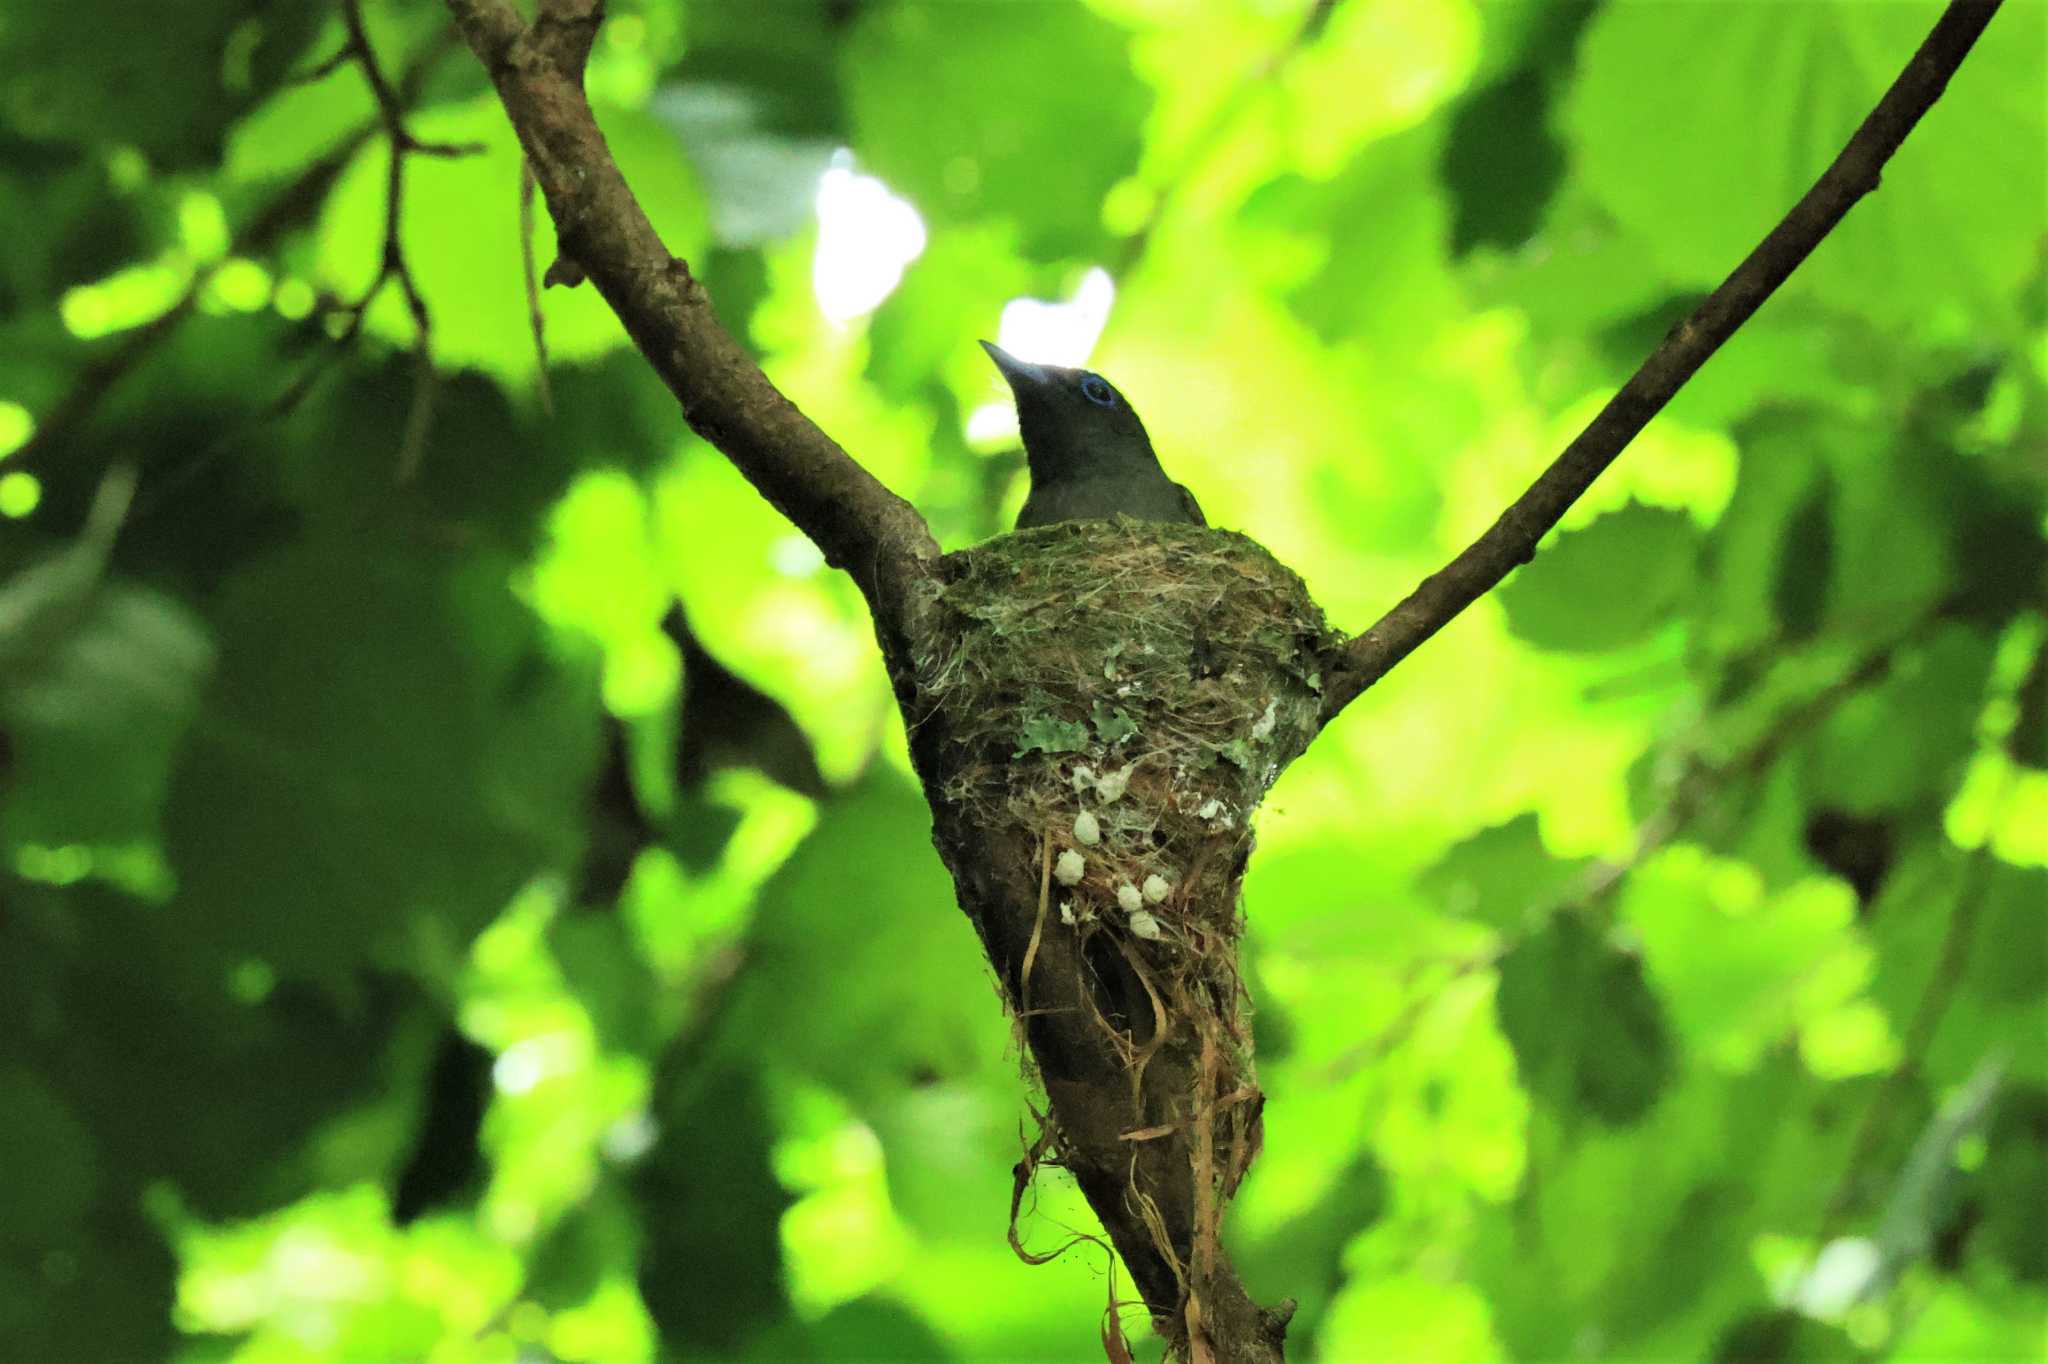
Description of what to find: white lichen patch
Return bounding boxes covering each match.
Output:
[1054,849,1086,885]
[1094,763,1133,803]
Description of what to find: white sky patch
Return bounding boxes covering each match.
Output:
[770,532,826,577]
[811,153,926,324]
[968,266,1117,445]
[996,266,1115,367]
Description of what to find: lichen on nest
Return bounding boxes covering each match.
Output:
[916,517,1337,945]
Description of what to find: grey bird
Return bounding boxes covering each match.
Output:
[981,340,1206,531]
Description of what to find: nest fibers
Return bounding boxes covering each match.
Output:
[917,515,1334,1030]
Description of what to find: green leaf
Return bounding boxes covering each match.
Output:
[719,771,1006,1099]
[1771,479,1834,645]
[0,1,320,166]
[1700,414,1831,660]
[526,1190,637,1311]
[1803,624,1994,816]
[224,63,375,185]
[633,1066,789,1351]
[0,1067,98,1248]
[1625,847,1867,1071]
[1499,502,1701,652]
[1824,445,1954,632]
[1709,1311,1866,1364]
[1974,1085,2048,1283]
[843,1,1150,261]
[1242,126,1461,350]
[739,1298,953,1362]
[868,1080,1016,1242]
[549,913,661,1056]
[164,543,598,988]
[1961,864,2048,1009]
[673,0,841,140]
[657,439,908,787]
[0,575,210,858]
[1495,913,1672,1124]
[1418,813,1593,932]
[1441,71,1566,255]
[865,224,1031,404]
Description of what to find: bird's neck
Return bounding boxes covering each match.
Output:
[1021,422,1160,484]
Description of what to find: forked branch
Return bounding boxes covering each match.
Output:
[1317,0,2005,725]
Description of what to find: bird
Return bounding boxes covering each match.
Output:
[980,340,1206,531]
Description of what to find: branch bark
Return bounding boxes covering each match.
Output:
[1317,0,2005,726]
[442,0,939,665]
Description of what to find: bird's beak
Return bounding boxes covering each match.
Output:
[979,339,1052,392]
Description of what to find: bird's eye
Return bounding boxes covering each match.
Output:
[1079,374,1117,407]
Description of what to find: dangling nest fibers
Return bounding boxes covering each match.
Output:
[916,516,1335,1321]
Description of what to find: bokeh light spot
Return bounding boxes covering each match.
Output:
[811,155,927,323]
[0,471,37,518]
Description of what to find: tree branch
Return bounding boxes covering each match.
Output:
[1317,0,2004,726]
[441,0,940,656]
[339,0,485,482]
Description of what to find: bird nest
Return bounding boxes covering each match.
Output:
[917,516,1334,965]
[915,518,1335,1347]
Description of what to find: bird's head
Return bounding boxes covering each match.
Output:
[980,340,1161,482]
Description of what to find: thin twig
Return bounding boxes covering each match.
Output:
[123,22,470,514]
[519,157,556,415]
[291,43,357,85]
[1319,0,2006,725]
[338,0,485,481]
[1021,835,1053,1022]
[339,0,480,159]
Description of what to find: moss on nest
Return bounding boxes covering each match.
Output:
[919,517,1336,945]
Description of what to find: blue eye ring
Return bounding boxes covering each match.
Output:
[1079,373,1116,407]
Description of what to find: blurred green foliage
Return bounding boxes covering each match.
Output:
[1,1,2043,1360]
